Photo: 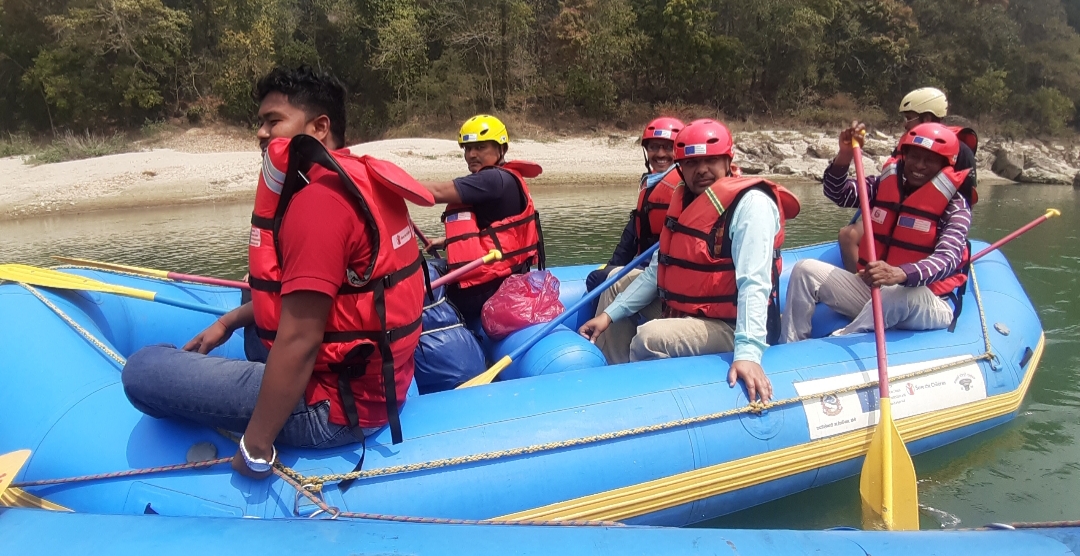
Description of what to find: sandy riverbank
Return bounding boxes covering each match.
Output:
[0,130,652,220]
[0,127,1027,220]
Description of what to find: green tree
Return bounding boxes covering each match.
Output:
[552,0,643,116]
[24,0,191,128]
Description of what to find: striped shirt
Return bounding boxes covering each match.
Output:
[823,163,972,287]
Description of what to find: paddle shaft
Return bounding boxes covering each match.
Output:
[852,142,899,527]
[852,145,890,399]
[53,257,249,290]
[430,250,500,290]
[459,242,661,388]
[166,272,248,290]
[1,264,228,316]
[970,209,1060,264]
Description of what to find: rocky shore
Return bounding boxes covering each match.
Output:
[1,127,1077,220]
[700,130,1080,186]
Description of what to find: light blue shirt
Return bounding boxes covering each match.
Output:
[603,188,781,364]
[642,165,678,189]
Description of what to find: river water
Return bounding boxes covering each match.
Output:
[0,180,1077,530]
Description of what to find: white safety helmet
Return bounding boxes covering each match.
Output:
[899,87,948,118]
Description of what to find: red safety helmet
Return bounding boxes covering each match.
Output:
[899,123,960,166]
[641,117,684,142]
[674,119,734,162]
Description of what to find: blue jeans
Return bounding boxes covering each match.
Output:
[122,345,371,448]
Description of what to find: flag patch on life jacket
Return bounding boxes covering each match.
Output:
[912,136,935,148]
[249,227,261,247]
[683,144,708,155]
[897,215,932,233]
[445,212,472,223]
[652,129,672,139]
[392,225,414,249]
[871,207,888,224]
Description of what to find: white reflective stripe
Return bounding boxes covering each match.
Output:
[879,163,898,181]
[931,171,958,199]
[261,149,286,195]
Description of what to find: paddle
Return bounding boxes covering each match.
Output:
[411,219,441,259]
[458,242,661,388]
[0,450,31,500]
[0,264,228,316]
[52,256,250,290]
[969,209,1060,263]
[852,138,920,531]
[430,250,501,290]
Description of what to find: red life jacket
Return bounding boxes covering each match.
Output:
[249,135,434,444]
[656,177,800,344]
[857,161,972,297]
[633,169,680,255]
[948,126,978,155]
[442,161,544,289]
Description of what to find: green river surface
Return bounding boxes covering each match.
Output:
[0,180,1077,530]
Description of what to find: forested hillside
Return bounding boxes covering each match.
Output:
[2,0,1079,140]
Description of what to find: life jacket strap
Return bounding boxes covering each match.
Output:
[657,288,737,305]
[251,213,275,230]
[442,212,540,246]
[254,314,422,344]
[657,253,734,272]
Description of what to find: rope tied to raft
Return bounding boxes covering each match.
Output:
[275,264,997,489]
[10,266,1001,518]
[17,283,127,369]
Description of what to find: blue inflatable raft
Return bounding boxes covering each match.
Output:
[0,241,1045,528]
[2,507,1079,555]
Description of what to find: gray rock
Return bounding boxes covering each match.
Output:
[737,158,770,175]
[862,137,895,157]
[1017,168,1073,185]
[772,157,830,180]
[1073,172,1080,189]
[806,140,838,160]
[991,149,1024,181]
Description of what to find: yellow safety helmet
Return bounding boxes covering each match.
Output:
[458,115,509,147]
[899,87,948,118]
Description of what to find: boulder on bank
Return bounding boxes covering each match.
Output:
[991,149,1024,181]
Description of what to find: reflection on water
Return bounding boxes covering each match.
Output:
[0,179,1077,530]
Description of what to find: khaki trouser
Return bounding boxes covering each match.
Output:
[629,315,736,362]
[593,267,662,364]
[780,258,954,343]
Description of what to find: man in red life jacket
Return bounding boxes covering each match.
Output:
[585,117,683,364]
[837,87,978,272]
[420,115,544,322]
[782,123,974,343]
[121,66,434,479]
[579,119,802,403]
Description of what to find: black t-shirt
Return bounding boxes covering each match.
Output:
[452,167,525,229]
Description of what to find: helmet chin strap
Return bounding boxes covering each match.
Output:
[642,147,651,173]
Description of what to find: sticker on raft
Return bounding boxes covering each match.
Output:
[794,355,987,440]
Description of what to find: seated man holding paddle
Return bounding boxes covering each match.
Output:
[122,66,434,479]
[418,115,545,322]
[781,122,975,343]
[578,119,802,403]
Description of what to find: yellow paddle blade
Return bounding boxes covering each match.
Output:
[860,399,919,530]
[52,256,170,279]
[0,264,158,301]
[0,450,31,500]
[458,355,512,389]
